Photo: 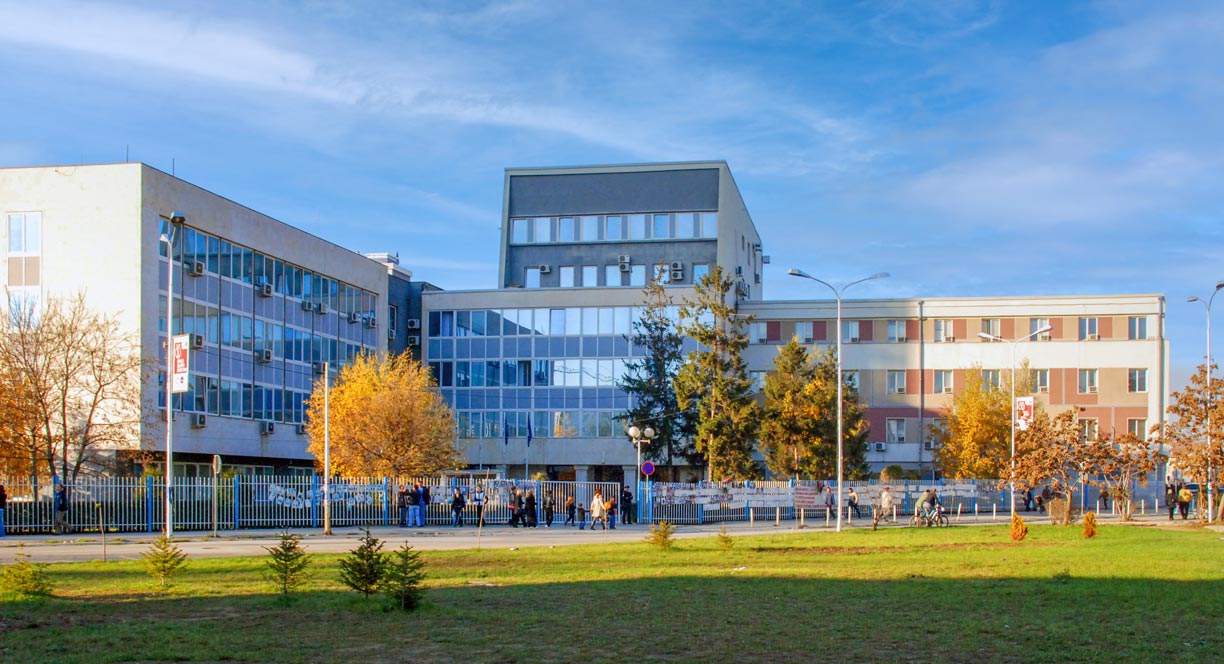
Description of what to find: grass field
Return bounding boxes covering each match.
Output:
[1,524,1220,663]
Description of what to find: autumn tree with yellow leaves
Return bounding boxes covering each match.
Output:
[1152,363,1224,521]
[932,363,1035,479]
[305,353,460,477]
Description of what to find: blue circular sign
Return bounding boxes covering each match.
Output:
[641,461,656,476]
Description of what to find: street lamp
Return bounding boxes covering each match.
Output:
[323,360,333,535]
[979,324,1052,520]
[787,268,889,532]
[628,424,656,524]
[1188,280,1224,523]
[160,211,184,538]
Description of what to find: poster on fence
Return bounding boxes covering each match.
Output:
[793,485,820,509]
[652,482,793,508]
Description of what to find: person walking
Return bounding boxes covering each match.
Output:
[396,485,410,527]
[564,496,576,526]
[408,483,423,528]
[1177,484,1193,520]
[1165,484,1177,520]
[621,486,634,525]
[847,487,861,519]
[607,498,618,529]
[577,503,588,530]
[419,484,432,526]
[511,489,526,527]
[471,485,486,527]
[873,486,893,530]
[543,490,556,528]
[823,486,835,520]
[525,489,538,528]
[589,490,606,530]
[53,484,69,534]
[1099,487,1110,510]
[450,487,466,527]
[1024,488,1034,512]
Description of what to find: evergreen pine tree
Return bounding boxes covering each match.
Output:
[808,346,871,479]
[141,535,188,589]
[1,544,53,598]
[759,338,818,478]
[675,265,761,480]
[338,527,387,598]
[620,275,696,479]
[380,542,427,611]
[264,531,313,598]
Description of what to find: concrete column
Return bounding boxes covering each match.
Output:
[621,465,637,487]
[574,465,590,484]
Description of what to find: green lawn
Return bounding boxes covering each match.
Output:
[1,524,1220,663]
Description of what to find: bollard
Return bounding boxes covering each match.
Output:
[892,504,897,523]
[775,506,781,527]
[826,508,831,527]
[800,508,805,527]
[749,504,754,526]
[1141,499,1145,516]
[992,503,996,521]
[975,502,979,519]
[957,504,962,523]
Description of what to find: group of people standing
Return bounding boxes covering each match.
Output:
[1165,482,1196,520]
[396,483,637,530]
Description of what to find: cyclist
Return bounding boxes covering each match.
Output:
[928,489,943,523]
[916,488,933,521]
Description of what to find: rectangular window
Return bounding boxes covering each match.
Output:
[1128,316,1148,340]
[605,265,622,287]
[580,216,599,241]
[1031,318,1051,339]
[1128,418,1148,441]
[559,266,575,288]
[982,369,1000,389]
[676,213,695,238]
[934,370,953,394]
[934,319,954,342]
[605,216,623,241]
[1079,418,1098,442]
[700,212,717,238]
[749,322,767,344]
[981,318,1001,338]
[525,267,541,289]
[844,370,859,390]
[842,320,860,343]
[794,321,813,343]
[1078,369,1098,394]
[1032,369,1049,393]
[653,263,670,285]
[886,418,906,443]
[1079,317,1098,340]
[533,217,552,243]
[888,320,906,343]
[652,214,670,239]
[628,214,647,240]
[581,265,597,287]
[557,217,576,242]
[511,218,528,243]
[692,263,710,282]
[630,264,646,286]
[388,305,399,334]
[1128,368,1148,393]
[887,370,906,394]
[749,371,766,393]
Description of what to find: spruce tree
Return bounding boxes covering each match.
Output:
[675,265,761,480]
[264,531,312,598]
[1,544,53,598]
[620,276,696,480]
[141,535,188,589]
[338,527,387,598]
[760,338,818,478]
[807,346,871,479]
[380,542,427,611]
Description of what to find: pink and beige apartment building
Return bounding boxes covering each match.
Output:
[741,294,1168,474]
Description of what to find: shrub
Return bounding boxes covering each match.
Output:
[339,527,387,598]
[716,526,734,552]
[644,520,676,551]
[1010,514,1028,542]
[1,544,52,598]
[1082,512,1098,539]
[380,542,426,611]
[141,535,188,589]
[264,531,312,598]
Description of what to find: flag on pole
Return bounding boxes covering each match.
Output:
[526,418,533,448]
[503,416,509,446]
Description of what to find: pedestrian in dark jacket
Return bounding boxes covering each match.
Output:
[408,483,423,527]
[524,489,538,528]
[397,485,410,527]
[54,484,69,534]
[564,496,576,526]
[1166,484,1177,520]
[510,489,525,527]
[621,487,634,525]
[450,488,466,527]
[543,490,555,528]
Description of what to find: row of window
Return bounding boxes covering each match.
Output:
[524,263,710,289]
[750,316,1151,344]
[877,417,1148,443]
[160,374,311,424]
[430,307,659,338]
[510,211,718,245]
[428,358,631,388]
[748,368,1148,395]
[164,221,377,315]
[457,410,624,439]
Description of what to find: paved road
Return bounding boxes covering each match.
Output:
[1,508,1196,564]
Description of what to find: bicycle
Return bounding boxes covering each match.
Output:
[909,505,950,527]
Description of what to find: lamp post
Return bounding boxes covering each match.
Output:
[160,211,184,538]
[1188,281,1224,523]
[979,325,1052,520]
[323,360,333,535]
[628,424,656,525]
[787,269,888,533]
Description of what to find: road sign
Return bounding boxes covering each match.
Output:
[641,461,656,476]
[212,455,222,475]
[170,334,191,394]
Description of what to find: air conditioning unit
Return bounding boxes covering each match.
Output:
[190,413,207,428]
[295,423,308,435]
[896,336,907,343]
[406,335,420,347]
[313,361,325,375]
[364,316,376,329]
[1038,385,1049,393]
[1088,333,1099,341]
[189,261,205,277]
[257,282,273,298]
[406,318,421,330]
[255,348,272,363]
[1088,385,1098,394]
[619,262,631,273]
[538,264,552,274]
[301,299,315,312]
[923,440,936,451]
[945,336,956,342]
[617,255,631,265]
[259,421,275,435]
[894,386,904,394]
[874,442,887,452]
[347,312,361,324]
[942,385,952,394]
[848,337,860,344]
[1038,333,1051,341]
[317,302,330,315]
[752,243,762,251]
[670,261,684,270]
[190,334,204,349]
[670,269,684,282]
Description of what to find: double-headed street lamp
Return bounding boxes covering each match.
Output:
[1188,280,1224,523]
[628,424,656,523]
[979,324,1052,520]
[787,268,889,533]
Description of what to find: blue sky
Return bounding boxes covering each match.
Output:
[2,0,1222,383]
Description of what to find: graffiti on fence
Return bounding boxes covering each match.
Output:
[652,482,793,508]
[264,483,382,509]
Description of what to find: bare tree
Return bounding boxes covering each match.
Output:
[0,291,145,481]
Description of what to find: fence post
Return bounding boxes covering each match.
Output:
[311,475,319,529]
[233,475,241,531]
[383,477,391,526]
[146,474,154,533]
[698,503,704,525]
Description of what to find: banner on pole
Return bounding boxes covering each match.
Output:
[1015,396,1035,431]
[170,334,191,394]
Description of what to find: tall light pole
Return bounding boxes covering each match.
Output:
[628,424,656,524]
[160,211,184,538]
[787,268,889,532]
[323,360,333,535]
[1188,280,1224,523]
[979,324,1052,520]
